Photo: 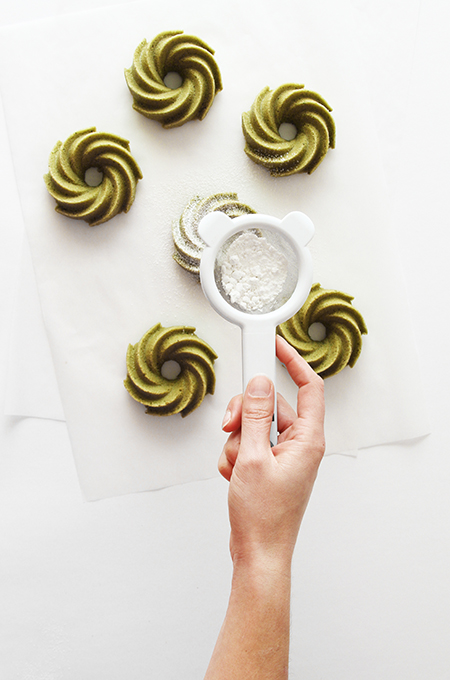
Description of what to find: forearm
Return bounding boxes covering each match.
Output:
[204,555,292,680]
[206,349,324,678]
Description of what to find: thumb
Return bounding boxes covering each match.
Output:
[240,374,274,456]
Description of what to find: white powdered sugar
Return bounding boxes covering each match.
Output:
[219,231,288,312]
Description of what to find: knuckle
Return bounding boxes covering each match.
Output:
[218,458,230,480]
[243,405,273,423]
[238,452,265,475]
[228,393,243,412]
[222,441,238,467]
[315,434,326,460]
[308,431,326,466]
[291,422,325,465]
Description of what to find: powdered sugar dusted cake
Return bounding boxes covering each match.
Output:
[172,192,256,278]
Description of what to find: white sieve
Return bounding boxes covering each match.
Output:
[198,211,314,446]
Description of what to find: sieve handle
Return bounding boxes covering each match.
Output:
[241,327,278,446]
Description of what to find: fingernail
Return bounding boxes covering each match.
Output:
[222,410,231,428]
[248,374,272,397]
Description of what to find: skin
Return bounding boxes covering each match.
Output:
[204,335,326,680]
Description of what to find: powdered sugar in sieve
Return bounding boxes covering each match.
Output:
[214,229,298,314]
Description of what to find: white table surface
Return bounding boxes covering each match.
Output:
[1,1,449,678]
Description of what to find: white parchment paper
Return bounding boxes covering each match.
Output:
[0,0,429,499]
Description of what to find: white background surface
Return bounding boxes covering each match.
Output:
[0,0,431,501]
[1,0,449,678]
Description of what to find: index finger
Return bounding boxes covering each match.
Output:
[276,335,325,421]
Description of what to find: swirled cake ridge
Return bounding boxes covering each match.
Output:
[125,30,222,128]
[124,323,217,416]
[277,283,367,378]
[242,83,336,176]
[44,127,142,226]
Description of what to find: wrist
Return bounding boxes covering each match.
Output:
[231,547,293,586]
[230,555,292,608]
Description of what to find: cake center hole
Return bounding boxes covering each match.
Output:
[308,322,327,342]
[161,360,181,380]
[278,122,297,141]
[84,167,103,187]
[164,72,183,89]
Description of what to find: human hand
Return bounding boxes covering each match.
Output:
[219,335,325,569]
